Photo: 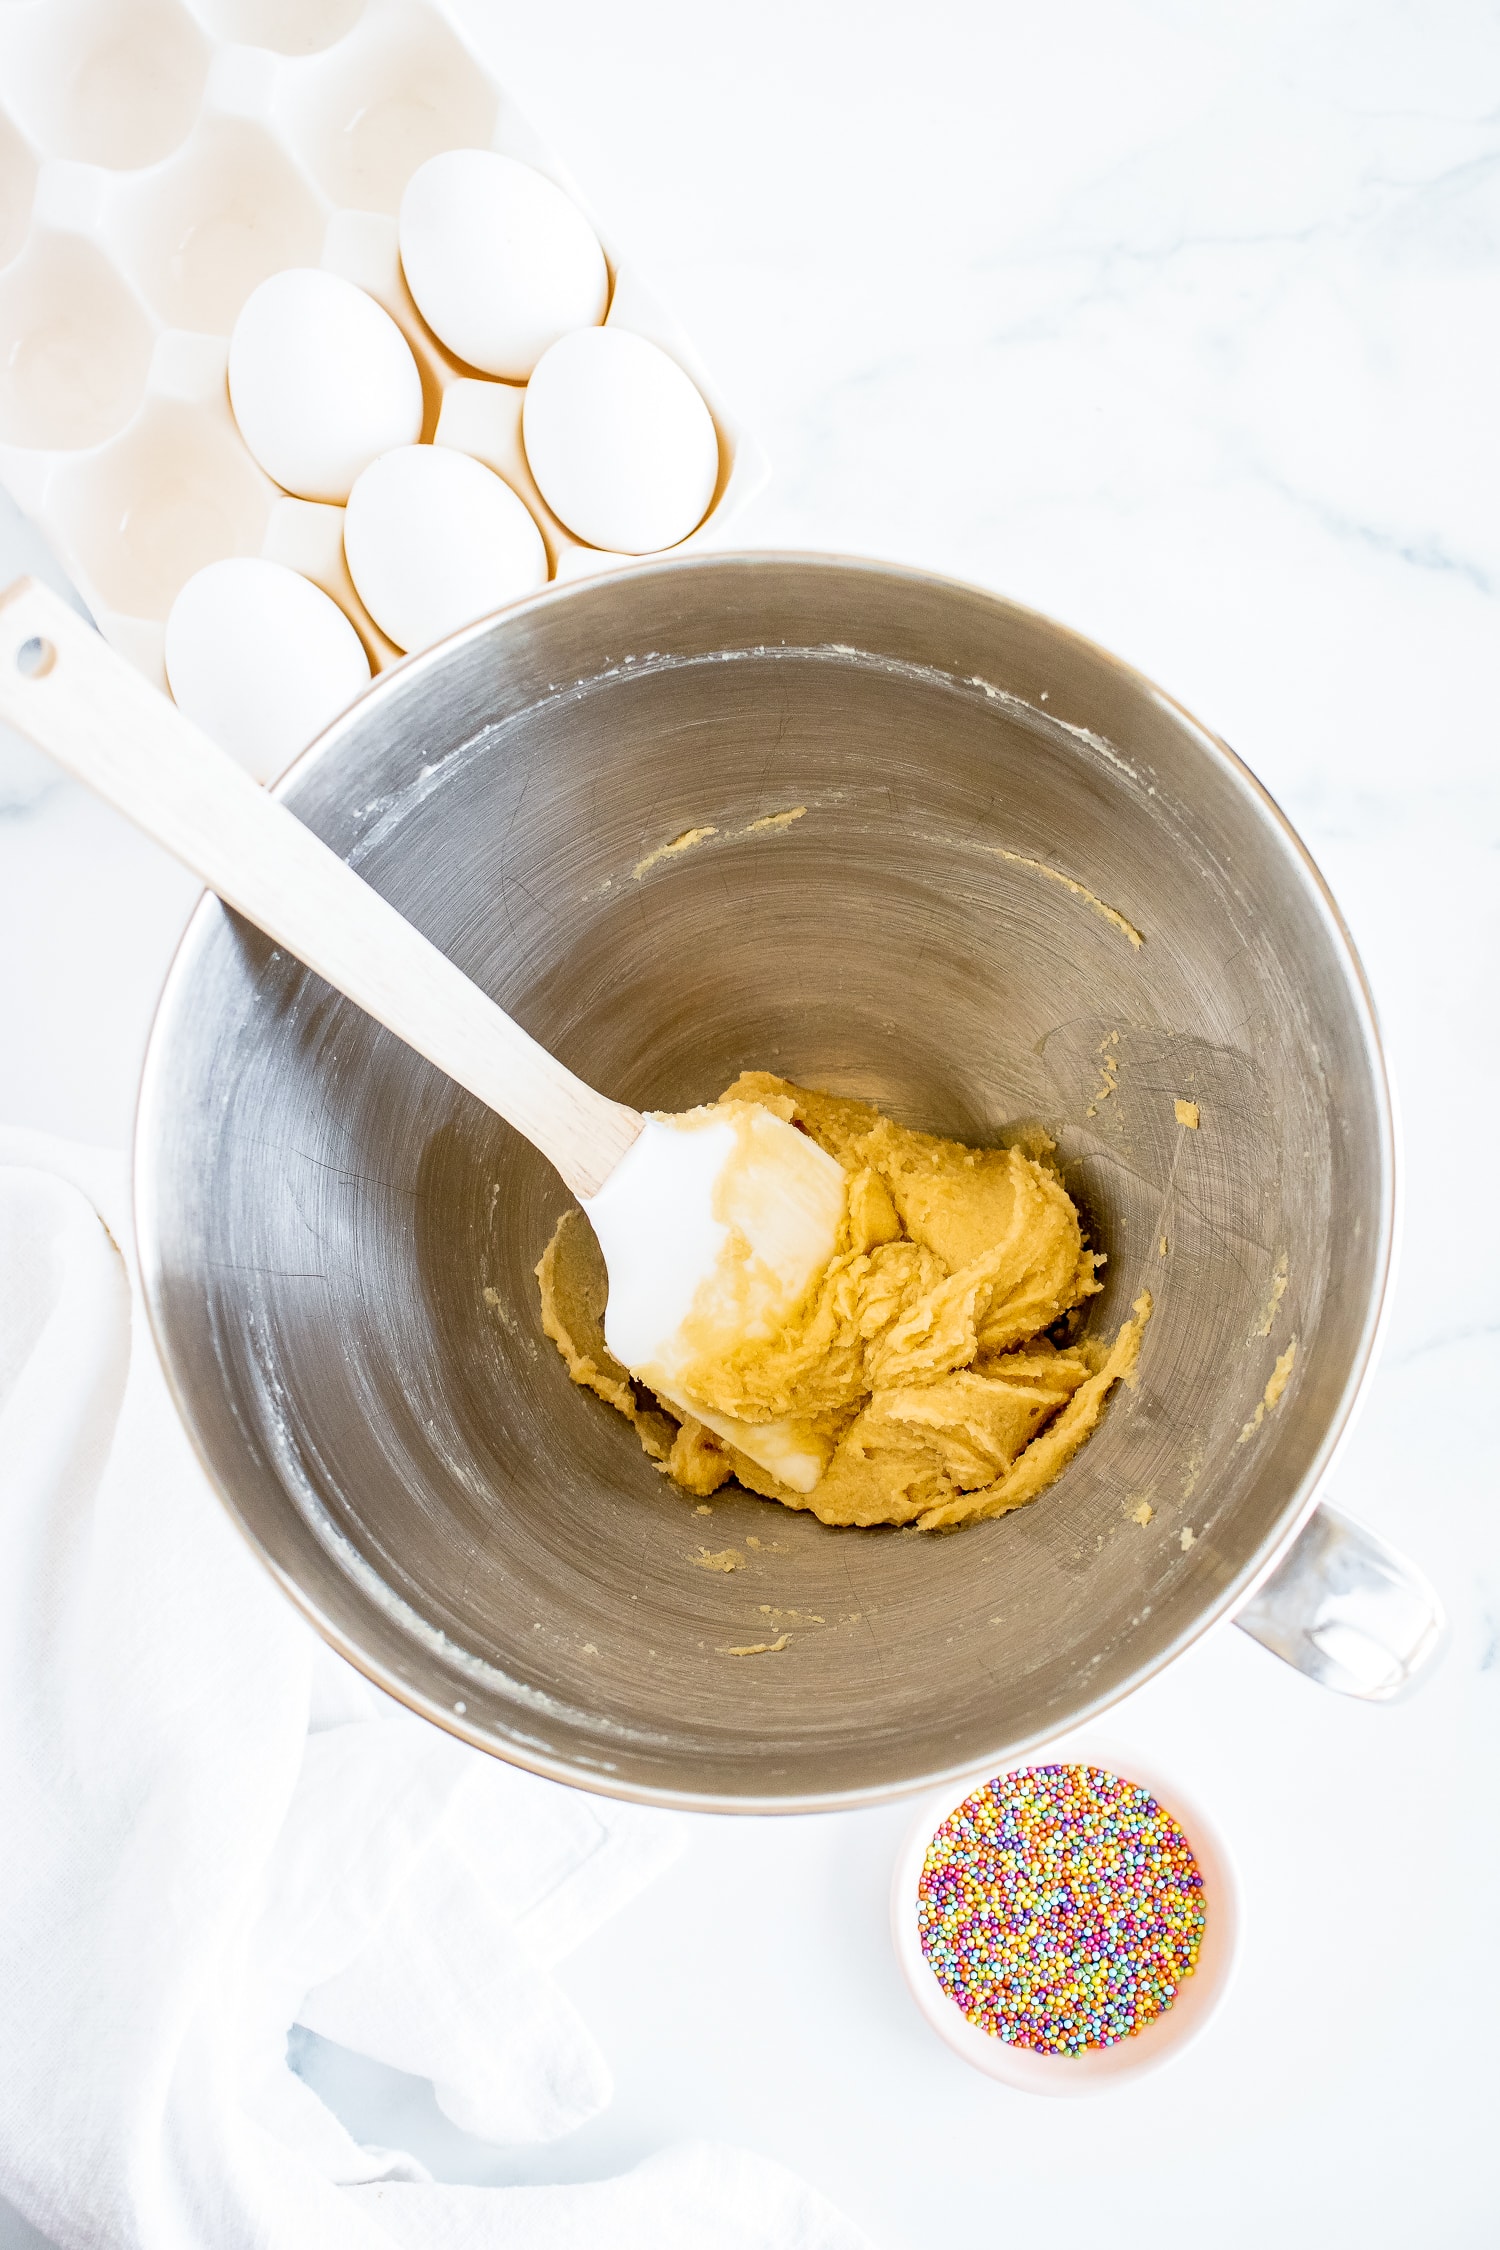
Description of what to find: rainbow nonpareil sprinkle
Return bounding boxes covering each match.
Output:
[916,1763,1206,2055]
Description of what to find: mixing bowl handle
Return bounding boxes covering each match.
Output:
[1233,1502,1446,1699]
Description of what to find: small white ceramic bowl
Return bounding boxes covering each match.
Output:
[891,1737,1241,2095]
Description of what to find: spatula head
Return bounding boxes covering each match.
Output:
[584,1104,847,1490]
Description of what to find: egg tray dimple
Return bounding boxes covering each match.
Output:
[0,0,767,690]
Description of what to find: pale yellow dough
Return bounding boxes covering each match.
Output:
[536,1073,1151,1531]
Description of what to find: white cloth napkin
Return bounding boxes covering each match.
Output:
[0,1131,870,2250]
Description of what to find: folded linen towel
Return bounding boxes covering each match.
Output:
[0,1131,869,2250]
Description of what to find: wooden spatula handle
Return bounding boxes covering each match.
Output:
[0,579,641,1199]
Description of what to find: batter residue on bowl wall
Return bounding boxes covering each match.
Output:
[536,1074,1150,1530]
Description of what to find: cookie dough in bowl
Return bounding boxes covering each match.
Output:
[540,1074,1151,1529]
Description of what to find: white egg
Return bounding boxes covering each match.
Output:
[228,269,424,504]
[343,444,548,654]
[522,328,720,554]
[165,558,372,782]
[399,150,608,382]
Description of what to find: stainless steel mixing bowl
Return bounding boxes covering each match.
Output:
[135,553,1397,1809]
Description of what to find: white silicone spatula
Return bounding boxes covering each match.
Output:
[0,578,845,1490]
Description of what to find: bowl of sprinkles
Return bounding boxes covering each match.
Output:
[891,1743,1240,2093]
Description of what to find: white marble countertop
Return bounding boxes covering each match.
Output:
[3,1,1497,2242]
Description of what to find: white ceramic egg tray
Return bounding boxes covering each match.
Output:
[0,0,766,690]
